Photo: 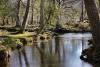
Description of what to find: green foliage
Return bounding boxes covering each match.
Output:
[1,37,17,48]
[44,0,60,28]
[0,0,15,16]
[1,34,33,48]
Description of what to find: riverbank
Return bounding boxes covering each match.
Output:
[52,28,91,34]
[49,21,91,34]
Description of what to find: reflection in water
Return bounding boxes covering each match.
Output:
[22,47,30,67]
[55,35,60,57]
[18,50,22,67]
[40,42,46,67]
[39,41,61,67]
[7,33,100,67]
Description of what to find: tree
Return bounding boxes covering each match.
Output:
[21,0,31,33]
[98,0,100,12]
[0,0,16,26]
[36,0,45,34]
[30,0,34,25]
[81,0,100,62]
[15,0,21,27]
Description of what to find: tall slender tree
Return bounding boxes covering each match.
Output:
[21,0,31,33]
[36,0,45,34]
[30,0,34,25]
[15,0,21,27]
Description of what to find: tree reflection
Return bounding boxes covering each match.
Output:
[18,50,22,67]
[22,47,30,67]
[39,40,61,67]
[55,35,60,58]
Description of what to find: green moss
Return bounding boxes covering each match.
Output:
[0,32,34,49]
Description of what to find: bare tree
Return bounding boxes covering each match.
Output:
[36,0,45,34]
[15,0,21,27]
[21,0,31,33]
[30,0,34,25]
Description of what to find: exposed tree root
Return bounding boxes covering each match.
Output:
[80,45,100,64]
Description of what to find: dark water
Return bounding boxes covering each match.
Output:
[5,33,100,67]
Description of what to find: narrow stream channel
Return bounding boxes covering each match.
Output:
[5,33,100,67]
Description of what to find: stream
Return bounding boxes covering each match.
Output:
[4,33,100,67]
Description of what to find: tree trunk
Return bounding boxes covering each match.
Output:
[80,0,100,62]
[84,0,100,47]
[40,0,44,27]
[30,0,34,25]
[98,0,100,12]
[21,0,30,33]
[36,0,45,35]
[15,0,21,27]
[2,16,5,26]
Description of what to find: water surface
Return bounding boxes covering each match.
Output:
[7,33,99,67]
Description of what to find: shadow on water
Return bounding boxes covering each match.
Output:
[3,33,100,67]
